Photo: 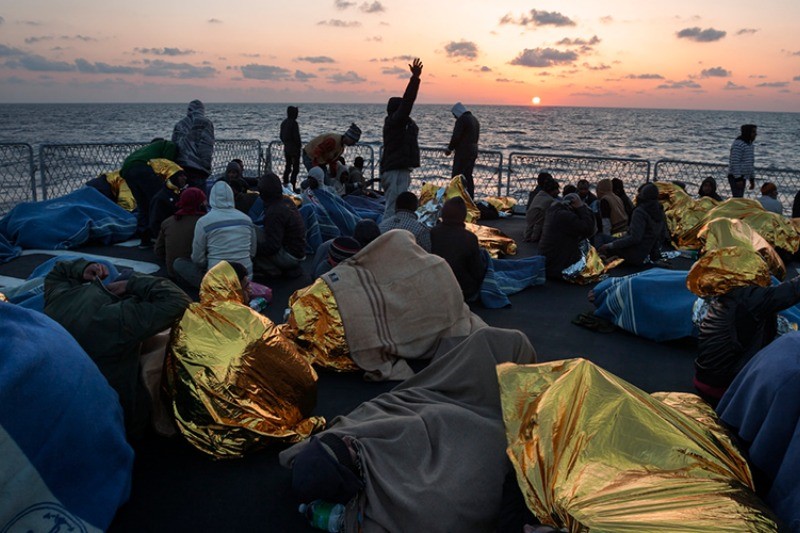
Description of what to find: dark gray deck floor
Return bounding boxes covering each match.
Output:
[0,216,699,532]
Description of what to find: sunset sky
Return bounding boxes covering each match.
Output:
[0,0,798,111]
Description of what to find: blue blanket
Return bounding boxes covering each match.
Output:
[312,189,362,237]
[717,331,800,531]
[0,232,21,263]
[480,254,546,308]
[343,194,384,223]
[0,187,136,258]
[0,302,133,531]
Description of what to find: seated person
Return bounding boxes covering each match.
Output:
[717,331,800,530]
[174,181,257,289]
[611,177,635,218]
[576,179,597,207]
[598,183,665,266]
[758,182,783,215]
[430,197,487,301]
[346,156,367,194]
[378,191,431,251]
[538,193,597,280]
[524,178,559,243]
[44,259,191,435]
[165,261,323,458]
[314,236,362,278]
[1,300,134,531]
[148,163,187,240]
[254,172,307,279]
[280,328,536,532]
[155,187,207,278]
[310,219,381,277]
[698,176,723,202]
[526,172,555,210]
[221,159,258,214]
[594,178,628,245]
[694,275,800,404]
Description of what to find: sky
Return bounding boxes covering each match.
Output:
[0,0,798,111]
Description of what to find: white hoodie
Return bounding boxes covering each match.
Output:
[191,181,257,274]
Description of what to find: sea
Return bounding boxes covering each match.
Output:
[1,103,799,169]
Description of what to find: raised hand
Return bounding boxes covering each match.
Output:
[409,58,423,77]
[83,262,109,281]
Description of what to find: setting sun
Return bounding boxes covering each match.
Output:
[532,96,542,105]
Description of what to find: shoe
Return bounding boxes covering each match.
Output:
[137,239,153,249]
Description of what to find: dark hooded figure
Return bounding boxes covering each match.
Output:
[280,106,302,190]
[599,183,666,266]
[527,172,555,209]
[380,58,423,219]
[698,176,723,202]
[446,103,480,198]
[611,178,636,218]
[222,160,257,215]
[254,172,306,279]
[172,99,215,189]
[728,124,757,198]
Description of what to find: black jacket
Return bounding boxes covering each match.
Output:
[448,112,480,157]
[148,186,181,236]
[280,106,301,154]
[259,197,307,259]
[430,221,487,299]
[606,204,665,265]
[380,75,420,172]
[696,278,800,388]
[539,203,596,279]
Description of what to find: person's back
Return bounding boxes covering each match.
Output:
[728,124,757,198]
[172,99,215,177]
[378,191,431,251]
[524,181,559,242]
[430,197,486,300]
[539,194,596,279]
[280,106,302,189]
[600,183,664,266]
[758,182,783,215]
[448,104,480,156]
[193,181,257,274]
[156,187,206,277]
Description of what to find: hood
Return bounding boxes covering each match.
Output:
[199,261,245,305]
[451,102,468,118]
[596,179,613,198]
[699,177,718,194]
[225,161,243,180]
[386,97,403,115]
[209,180,235,210]
[287,106,298,119]
[258,172,284,204]
[635,183,664,223]
[175,187,207,217]
[187,99,205,116]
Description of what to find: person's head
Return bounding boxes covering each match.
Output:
[440,196,467,225]
[536,172,554,186]
[342,123,361,146]
[233,158,244,172]
[563,184,577,195]
[175,187,207,218]
[637,183,660,203]
[353,156,364,170]
[451,102,467,119]
[543,179,560,196]
[328,236,362,267]
[740,124,757,143]
[611,178,626,196]
[596,178,613,197]
[576,179,591,199]
[258,171,283,203]
[354,219,381,247]
[228,261,252,303]
[386,97,403,116]
[761,182,778,198]
[395,191,419,212]
[225,160,243,181]
[187,99,204,115]
[561,192,582,210]
[301,166,325,190]
[168,171,187,189]
[699,176,718,196]
[287,105,298,119]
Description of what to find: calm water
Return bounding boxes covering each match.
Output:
[1,103,799,168]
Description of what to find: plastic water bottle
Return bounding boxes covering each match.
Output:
[299,500,345,532]
[249,297,269,313]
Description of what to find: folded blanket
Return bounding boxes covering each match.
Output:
[480,253,546,309]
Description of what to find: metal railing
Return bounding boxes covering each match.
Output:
[39,140,263,200]
[265,141,377,183]
[507,152,651,205]
[653,159,800,215]
[0,143,36,217]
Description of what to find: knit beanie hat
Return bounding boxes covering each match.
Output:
[441,197,467,224]
[328,236,362,266]
[343,123,362,143]
[354,219,381,247]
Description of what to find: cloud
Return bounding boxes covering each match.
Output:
[795,76,800,82]
[334,0,355,8]
[141,59,217,78]
[583,62,610,71]
[135,47,195,56]
[25,35,53,44]
[370,55,415,63]
[0,44,26,57]
[479,65,491,72]
[724,81,746,90]
[366,36,382,42]
[500,9,576,28]
[318,19,361,27]
[785,50,800,56]
[557,35,600,47]
[749,74,768,79]
[700,66,730,78]
[600,15,613,24]
[0,16,4,26]
[360,1,385,13]
[75,58,139,74]
[736,28,758,35]
[18,20,42,26]
[676,27,726,42]
[240,63,291,80]
[495,77,523,83]
[208,18,222,24]
[296,56,335,63]
[444,40,478,60]
[381,66,407,78]
[328,70,366,83]
[656,80,702,89]
[8,54,75,72]
[571,91,618,97]
[510,48,578,68]
[240,53,261,58]
[756,81,789,88]
[294,70,317,82]
[626,73,664,79]
[59,35,97,42]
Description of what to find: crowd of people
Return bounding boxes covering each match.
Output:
[5,79,800,532]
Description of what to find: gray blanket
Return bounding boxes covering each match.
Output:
[280,327,536,532]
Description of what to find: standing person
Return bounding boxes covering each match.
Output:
[172,99,215,190]
[280,106,302,191]
[303,123,361,178]
[445,102,480,198]
[757,182,783,215]
[380,58,423,219]
[728,124,757,198]
[538,193,596,280]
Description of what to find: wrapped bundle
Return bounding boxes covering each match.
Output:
[102,170,137,211]
[482,196,517,215]
[655,182,718,247]
[417,175,481,225]
[465,222,517,257]
[166,262,324,458]
[563,242,623,285]
[498,358,778,532]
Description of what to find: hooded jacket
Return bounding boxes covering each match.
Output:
[448,103,480,158]
[191,181,257,274]
[596,179,628,235]
[172,100,215,174]
[258,174,307,259]
[120,139,177,177]
[539,201,597,279]
[605,183,665,265]
[698,177,723,202]
[280,106,302,153]
[380,73,421,173]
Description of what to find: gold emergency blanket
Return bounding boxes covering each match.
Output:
[498,358,778,532]
[686,217,782,298]
[102,170,137,211]
[165,262,325,458]
[564,245,624,285]
[483,196,517,214]
[418,175,481,223]
[280,278,357,372]
[0,293,6,302]
[465,222,517,257]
